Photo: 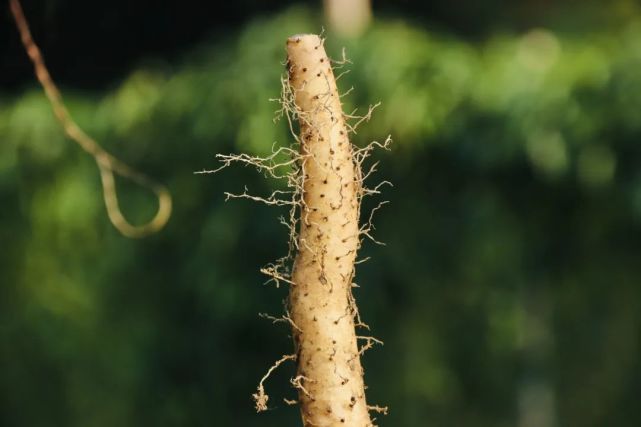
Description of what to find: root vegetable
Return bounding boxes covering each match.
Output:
[205,32,389,427]
[286,34,374,427]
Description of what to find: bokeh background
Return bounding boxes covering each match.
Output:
[2,0,641,426]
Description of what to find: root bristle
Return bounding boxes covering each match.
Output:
[253,354,297,413]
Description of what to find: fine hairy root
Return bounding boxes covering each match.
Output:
[9,0,172,238]
[253,353,297,412]
[201,34,390,426]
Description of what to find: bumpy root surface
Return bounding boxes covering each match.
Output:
[286,34,375,427]
[201,33,390,427]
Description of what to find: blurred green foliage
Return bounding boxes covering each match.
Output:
[2,5,641,427]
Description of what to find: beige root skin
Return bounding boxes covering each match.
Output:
[287,34,373,427]
[201,32,389,426]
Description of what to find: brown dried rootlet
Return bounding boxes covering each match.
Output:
[200,33,390,426]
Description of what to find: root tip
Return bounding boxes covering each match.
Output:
[287,34,321,45]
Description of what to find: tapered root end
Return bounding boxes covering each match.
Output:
[287,34,322,47]
[286,33,328,89]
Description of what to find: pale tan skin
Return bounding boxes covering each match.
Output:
[287,34,374,427]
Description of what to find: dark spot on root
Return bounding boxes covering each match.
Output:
[303,67,307,72]
[320,58,325,63]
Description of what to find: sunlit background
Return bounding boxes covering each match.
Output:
[2,1,641,426]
